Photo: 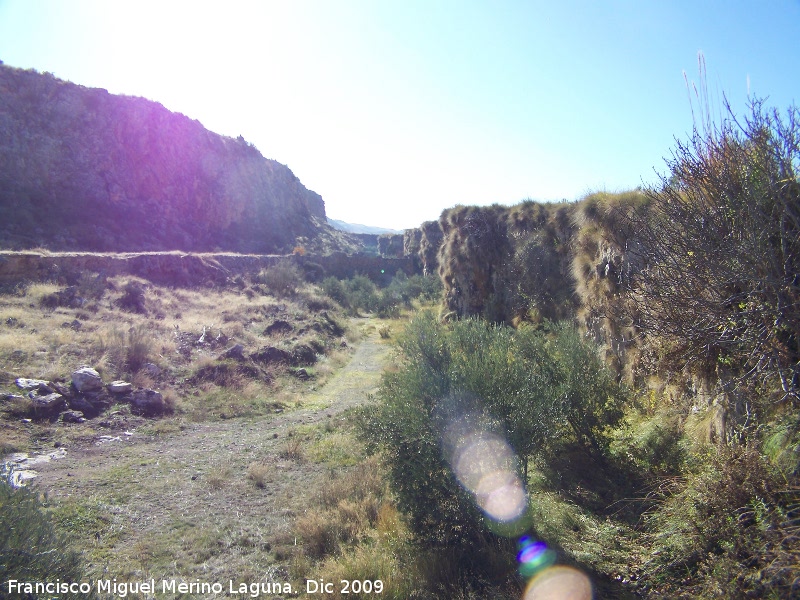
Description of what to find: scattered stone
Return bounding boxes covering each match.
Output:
[2,394,25,402]
[291,344,318,366]
[107,380,133,394]
[67,393,109,419]
[218,344,245,361]
[31,393,66,417]
[2,448,67,487]
[144,363,161,377]
[130,388,165,416]
[95,435,122,446]
[72,366,103,392]
[291,368,312,380]
[61,410,86,424]
[38,382,55,395]
[49,381,72,397]
[15,378,50,391]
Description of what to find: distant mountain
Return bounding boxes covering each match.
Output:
[328,218,402,235]
[0,64,353,253]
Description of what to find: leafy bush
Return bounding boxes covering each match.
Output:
[257,261,304,297]
[345,275,379,314]
[0,466,94,599]
[358,313,628,551]
[320,276,349,307]
[319,272,442,317]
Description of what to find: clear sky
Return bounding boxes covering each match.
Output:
[1,1,798,230]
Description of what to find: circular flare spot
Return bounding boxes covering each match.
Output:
[449,430,526,522]
[523,566,593,600]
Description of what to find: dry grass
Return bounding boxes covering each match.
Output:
[279,437,304,461]
[246,461,273,488]
[290,454,421,599]
[0,271,356,454]
[206,464,232,491]
[0,268,398,599]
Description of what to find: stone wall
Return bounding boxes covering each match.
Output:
[0,251,418,288]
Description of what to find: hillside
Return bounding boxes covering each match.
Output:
[327,218,401,235]
[0,65,355,254]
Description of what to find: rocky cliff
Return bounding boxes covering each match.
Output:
[0,65,342,253]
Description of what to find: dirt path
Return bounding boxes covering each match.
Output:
[31,320,392,588]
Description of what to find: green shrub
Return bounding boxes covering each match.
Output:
[345,275,379,314]
[0,466,94,599]
[320,272,441,317]
[641,446,795,597]
[358,313,628,553]
[301,261,326,283]
[320,276,349,308]
[257,261,303,297]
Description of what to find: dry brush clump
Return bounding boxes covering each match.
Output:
[624,99,800,404]
[639,445,797,598]
[293,456,388,560]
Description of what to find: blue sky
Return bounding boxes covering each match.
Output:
[1,0,798,230]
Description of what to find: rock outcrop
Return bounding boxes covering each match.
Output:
[0,64,342,253]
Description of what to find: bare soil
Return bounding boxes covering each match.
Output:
[29,319,390,593]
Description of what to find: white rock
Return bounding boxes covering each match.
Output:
[72,366,103,392]
[107,380,133,394]
[15,378,50,391]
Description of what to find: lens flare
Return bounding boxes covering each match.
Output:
[517,536,556,578]
[444,423,527,523]
[523,566,593,600]
[476,472,527,523]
